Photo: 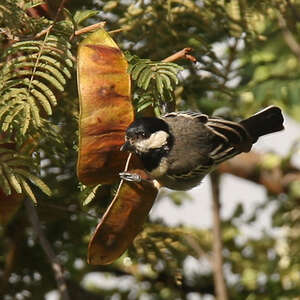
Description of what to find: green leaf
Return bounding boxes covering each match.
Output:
[2,164,22,194]
[103,1,118,11]
[0,98,23,120]
[30,88,53,115]
[20,179,37,203]
[159,73,173,90]
[73,10,99,25]
[27,96,41,127]
[29,70,65,91]
[138,67,153,90]
[28,79,58,106]
[128,55,182,106]
[158,69,179,85]
[0,32,73,135]
[82,184,101,206]
[23,1,45,10]
[131,63,149,80]
[155,74,164,96]
[159,63,183,73]
[136,97,153,112]
[14,168,52,197]
[2,103,25,131]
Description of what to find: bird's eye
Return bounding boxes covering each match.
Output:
[137,131,145,138]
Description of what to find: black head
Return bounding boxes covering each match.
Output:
[120,117,172,154]
[126,117,169,138]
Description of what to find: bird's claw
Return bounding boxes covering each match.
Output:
[119,172,142,182]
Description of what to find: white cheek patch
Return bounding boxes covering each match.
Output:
[135,130,169,152]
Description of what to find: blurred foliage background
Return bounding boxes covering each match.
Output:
[1,0,300,299]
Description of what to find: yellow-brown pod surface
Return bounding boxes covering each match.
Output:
[77,29,133,185]
[88,169,158,265]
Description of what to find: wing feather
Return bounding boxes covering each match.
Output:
[161,111,252,182]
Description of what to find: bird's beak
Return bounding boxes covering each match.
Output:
[120,141,133,152]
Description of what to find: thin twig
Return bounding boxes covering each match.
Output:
[278,13,300,64]
[223,38,239,84]
[184,234,206,258]
[24,198,70,300]
[124,152,133,172]
[109,28,125,35]
[163,47,197,63]
[34,25,53,39]
[33,0,67,39]
[286,0,300,21]
[210,171,228,300]
[74,22,106,36]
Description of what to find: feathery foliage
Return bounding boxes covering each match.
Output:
[130,224,200,269]
[126,53,183,115]
[0,36,73,134]
[80,184,102,206]
[0,0,77,202]
[0,146,51,202]
[0,27,74,135]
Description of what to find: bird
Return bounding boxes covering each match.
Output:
[119,106,284,190]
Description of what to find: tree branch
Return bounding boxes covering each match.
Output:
[217,151,300,195]
[210,171,228,300]
[163,48,197,63]
[74,22,106,36]
[24,198,70,300]
[286,0,300,21]
[278,13,300,65]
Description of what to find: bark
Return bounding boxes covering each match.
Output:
[24,198,70,300]
[217,151,300,195]
[210,171,229,300]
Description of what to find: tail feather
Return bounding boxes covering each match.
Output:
[240,106,284,142]
[205,106,284,155]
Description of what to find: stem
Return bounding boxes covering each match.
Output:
[24,198,70,300]
[75,22,106,36]
[210,171,228,300]
[217,151,300,195]
[162,48,197,63]
[286,0,300,21]
[278,13,300,64]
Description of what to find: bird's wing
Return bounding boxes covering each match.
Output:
[163,111,250,144]
[204,117,251,163]
[163,111,209,122]
[163,111,252,164]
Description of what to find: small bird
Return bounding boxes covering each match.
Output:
[120,106,284,190]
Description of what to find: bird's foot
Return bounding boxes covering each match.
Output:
[119,172,142,182]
